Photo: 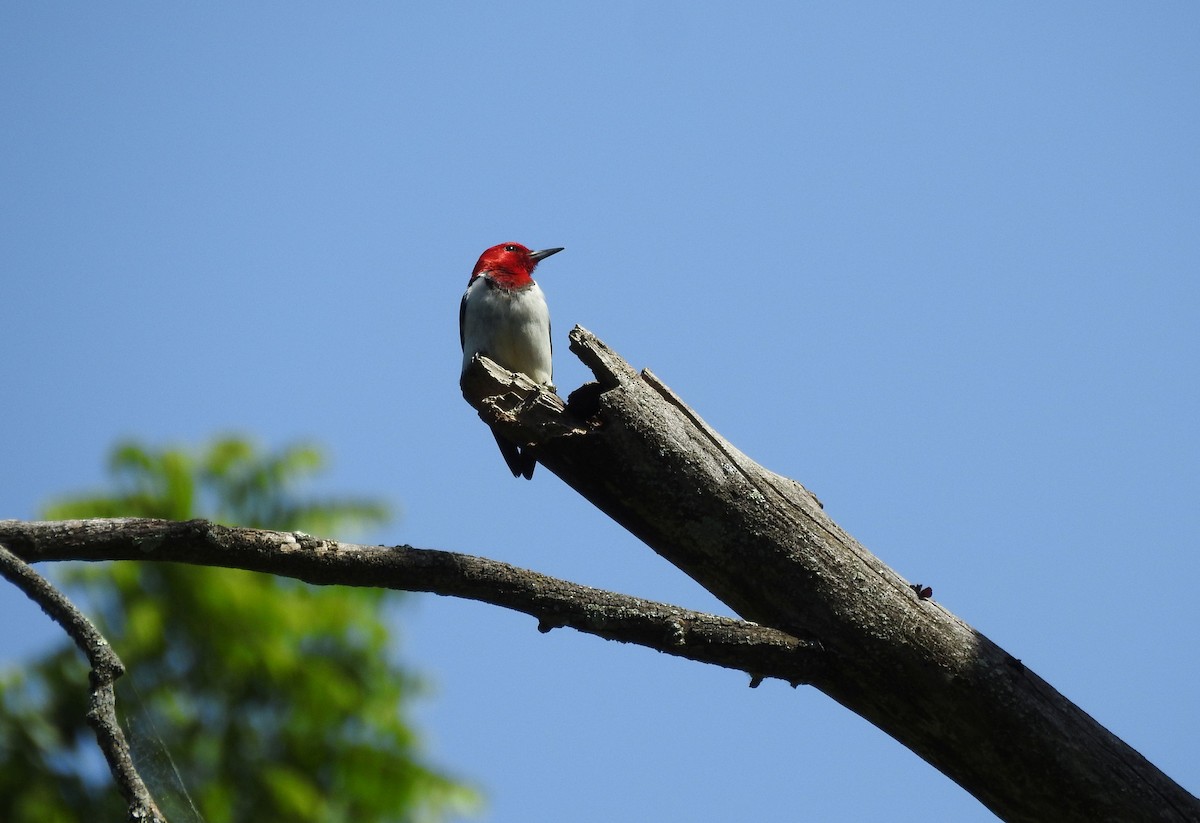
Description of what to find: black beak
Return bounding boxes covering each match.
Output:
[530,247,564,262]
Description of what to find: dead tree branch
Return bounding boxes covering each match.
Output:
[457,325,1198,823]
[0,542,167,823]
[0,519,822,687]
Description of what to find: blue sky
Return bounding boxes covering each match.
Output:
[3,3,1197,820]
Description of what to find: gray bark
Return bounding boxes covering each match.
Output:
[0,544,167,823]
[0,519,821,686]
[459,325,1198,823]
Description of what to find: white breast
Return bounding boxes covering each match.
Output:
[460,277,553,386]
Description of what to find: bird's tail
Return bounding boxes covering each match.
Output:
[492,428,536,479]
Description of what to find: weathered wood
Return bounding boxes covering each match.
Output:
[0,544,167,823]
[0,519,823,687]
[461,326,1198,823]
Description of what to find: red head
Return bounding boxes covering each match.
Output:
[470,243,564,289]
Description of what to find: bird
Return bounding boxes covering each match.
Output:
[460,242,563,479]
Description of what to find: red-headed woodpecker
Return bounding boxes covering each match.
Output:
[460,242,563,479]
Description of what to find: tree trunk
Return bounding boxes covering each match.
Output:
[460,325,1198,823]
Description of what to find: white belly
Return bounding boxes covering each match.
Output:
[461,278,553,386]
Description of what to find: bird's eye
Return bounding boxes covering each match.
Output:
[504,245,517,252]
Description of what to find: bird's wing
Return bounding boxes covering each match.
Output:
[458,288,468,350]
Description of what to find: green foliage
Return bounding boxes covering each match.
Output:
[0,437,478,822]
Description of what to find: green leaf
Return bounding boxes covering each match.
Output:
[0,436,478,822]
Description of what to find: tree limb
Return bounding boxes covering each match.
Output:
[0,519,823,687]
[458,326,1198,823]
[0,542,168,823]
